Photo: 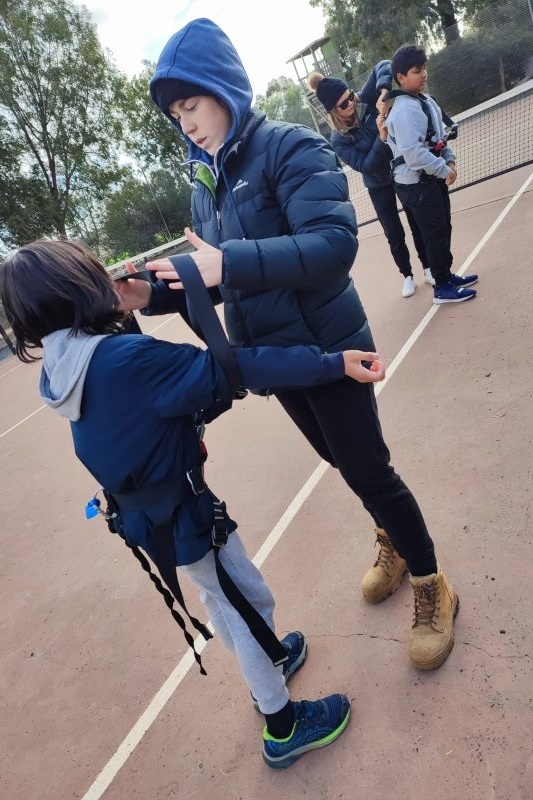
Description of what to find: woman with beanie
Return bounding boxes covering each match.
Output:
[309,64,432,298]
[117,17,460,763]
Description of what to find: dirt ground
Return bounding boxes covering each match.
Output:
[1,164,532,800]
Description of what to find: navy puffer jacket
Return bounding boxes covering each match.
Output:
[148,18,374,354]
[331,60,393,189]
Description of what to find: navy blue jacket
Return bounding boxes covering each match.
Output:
[148,18,374,355]
[71,334,344,565]
[331,61,393,189]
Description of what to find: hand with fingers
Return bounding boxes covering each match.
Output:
[445,162,457,186]
[146,227,224,290]
[343,351,386,383]
[376,89,388,118]
[115,261,152,311]
[376,113,388,143]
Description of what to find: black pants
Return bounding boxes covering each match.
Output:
[394,177,453,287]
[368,184,428,277]
[276,378,437,577]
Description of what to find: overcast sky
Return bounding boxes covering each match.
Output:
[76,0,328,97]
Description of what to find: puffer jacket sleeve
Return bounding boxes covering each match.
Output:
[358,60,393,105]
[220,125,357,291]
[146,338,345,418]
[332,128,391,177]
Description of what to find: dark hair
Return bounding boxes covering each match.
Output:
[391,44,427,85]
[0,240,126,362]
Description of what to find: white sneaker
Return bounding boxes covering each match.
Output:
[402,275,416,297]
[423,268,436,286]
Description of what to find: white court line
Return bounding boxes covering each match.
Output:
[144,313,179,334]
[0,362,21,380]
[20,167,530,800]
[0,316,179,439]
[0,404,46,440]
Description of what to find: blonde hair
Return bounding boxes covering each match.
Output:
[307,71,358,134]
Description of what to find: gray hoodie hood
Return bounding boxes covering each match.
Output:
[39,329,110,421]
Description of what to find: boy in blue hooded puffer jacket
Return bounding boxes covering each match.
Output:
[117,16,460,735]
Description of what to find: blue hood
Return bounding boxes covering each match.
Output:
[149,18,253,161]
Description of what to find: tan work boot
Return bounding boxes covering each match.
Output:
[409,568,459,670]
[361,528,407,603]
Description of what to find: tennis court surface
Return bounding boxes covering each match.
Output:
[1,163,533,800]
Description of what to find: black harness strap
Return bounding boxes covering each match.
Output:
[169,254,242,396]
[127,538,211,675]
[111,256,287,669]
[170,255,287,668]
[109,481,213,674]
[385,90,458,173]
[213,547,288,666]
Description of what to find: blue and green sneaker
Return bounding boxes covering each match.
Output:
[252,631,307,712]
[262,693,351,769]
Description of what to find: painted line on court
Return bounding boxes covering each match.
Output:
[0,362,21,380]
[0,404,46,440]
[144,313,179,334]
[32,168,533,800]
[0,316,179,440]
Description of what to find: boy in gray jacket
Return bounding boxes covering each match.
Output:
[385,44,478,304]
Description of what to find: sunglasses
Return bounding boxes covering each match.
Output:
[335,91,356,111]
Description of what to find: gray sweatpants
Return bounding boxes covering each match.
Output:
[179,532,290,715]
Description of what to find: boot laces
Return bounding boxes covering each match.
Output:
[373,533,397,575]
[412,581,441,628]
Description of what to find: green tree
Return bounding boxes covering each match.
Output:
[0,117,58,246]
[0,0,123,244]
[256,77,315,126]
[103,168,191,257]
[120,61,189,175]
[309,0,466,68]
[113,60,192,258]
[428,0,533,112]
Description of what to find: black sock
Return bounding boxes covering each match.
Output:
[265,700,295,739]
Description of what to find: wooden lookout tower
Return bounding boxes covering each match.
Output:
[286,35,345,137]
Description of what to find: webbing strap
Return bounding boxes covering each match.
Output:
[169,254,242,396]
[213,548,288,667]
[170,256,288,667]
[384,89,436,143]
[111,260,285,669]
[107,484,213,674]
[128,537,212,675]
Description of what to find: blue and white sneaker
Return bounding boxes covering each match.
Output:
[262,694,351,769]
[433,281,477,304]
[279,631,307,678]
[450,272,478,288]
[252,631,307,711]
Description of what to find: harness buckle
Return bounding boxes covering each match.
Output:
[212,500,229,548]
[186,464,206,495]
